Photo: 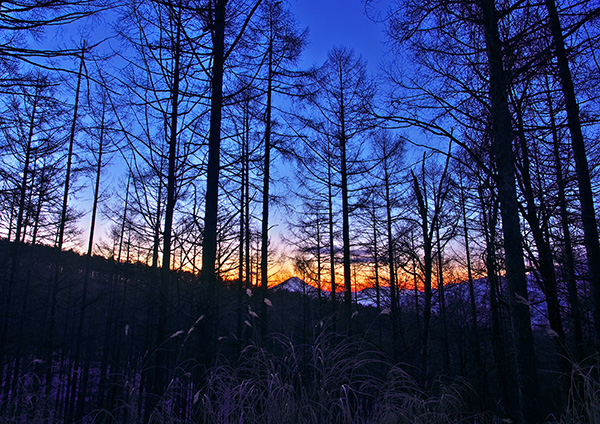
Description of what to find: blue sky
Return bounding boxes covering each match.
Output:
[290,0,388,74]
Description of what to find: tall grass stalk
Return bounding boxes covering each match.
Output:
[558,359,600,423]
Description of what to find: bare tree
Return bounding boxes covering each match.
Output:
[300,46,376,327]
[410,150,452,383]
[543,0,600,342]
[201,0,264,283]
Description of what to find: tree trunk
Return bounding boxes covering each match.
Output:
[546,82,584,360]
[260,35,274,337]
[236,100,247,349]
[544,0,600,343]
[412,171,433,384]
[316,211,323,304]
[371,199,383,346]
[436,226,450,374]
[14,86,40,245]
[385,165,401,356]
[245,130,251,291]
[47,45,85,404]
[152,182,163,269]
[57,43,85,250]
[71,102,106,423]
[515,108,569,378]
[412,232,421,344]
[481,187,519,419]
[150,20,181,420]
[328,155,337,329]
[202,0,226,283]
[340,129,352,328]
[479,0,540,420]
[460,170,486,406]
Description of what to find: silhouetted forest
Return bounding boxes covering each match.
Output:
[1,0,600,423]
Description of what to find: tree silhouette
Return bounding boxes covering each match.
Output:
[300,46,376,328]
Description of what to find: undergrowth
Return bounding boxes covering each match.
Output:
[0,326,481,423]
[10,329,600,422]
[556,359,600,424]
[192,327,477,424]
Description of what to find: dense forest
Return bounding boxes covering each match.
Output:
[1,0,600,422]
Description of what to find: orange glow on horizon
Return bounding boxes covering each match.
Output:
[119,247,474,294]
[284,262,471,294]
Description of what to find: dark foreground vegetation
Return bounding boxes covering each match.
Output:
[1,240,599,423]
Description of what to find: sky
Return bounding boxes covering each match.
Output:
[290,0,388,74]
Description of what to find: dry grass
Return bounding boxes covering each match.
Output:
[0,371,58,423]
[557,359,600,424]
[376,367,475,423]
[193,325,476,424]
[195,329,383,423]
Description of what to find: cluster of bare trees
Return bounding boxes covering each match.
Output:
[1,0,600,422]
[287,0,600,422]
[0,0,312,421]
